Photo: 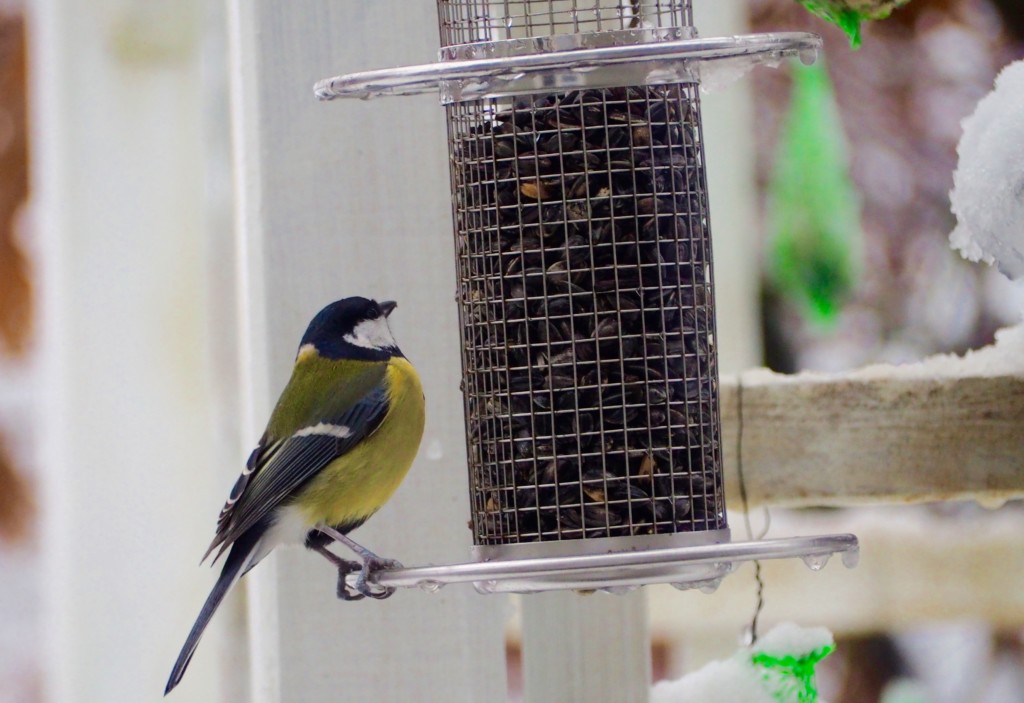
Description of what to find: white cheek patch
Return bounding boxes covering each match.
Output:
[343,318,397,351]
[294,423,352,439]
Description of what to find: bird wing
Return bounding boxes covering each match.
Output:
[204,362,390,562]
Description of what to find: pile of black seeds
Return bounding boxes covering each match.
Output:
[449,86,726,545]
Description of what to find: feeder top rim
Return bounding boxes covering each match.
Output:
[314,31,822,103]
[348,533,859,595]
[437,25,698,60]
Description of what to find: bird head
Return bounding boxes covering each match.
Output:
[298,297,402,361]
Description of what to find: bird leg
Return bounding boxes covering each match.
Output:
[316,525,402,600]
[311,544,366,601]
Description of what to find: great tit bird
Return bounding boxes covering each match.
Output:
[165,296,425,695]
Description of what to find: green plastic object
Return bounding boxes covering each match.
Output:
[753,644,836,703]
[796,0,911,47]
[649,623,835,703]
[766,59,862,326]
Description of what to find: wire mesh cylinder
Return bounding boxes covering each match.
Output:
[438,0,692,45]
[441,0,725,549]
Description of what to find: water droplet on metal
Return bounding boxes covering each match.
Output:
[672,577,722,593]
[841,548,860,569]
[698,577,722,594]
[473,579,500,595]
[601,585,637,595]
[802,554,830,571]
[418,580,444,593]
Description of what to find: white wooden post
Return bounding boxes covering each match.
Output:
[522,591,651,703]
[227,2,507,701]
[695,0,761,374]
[31,1,230,702]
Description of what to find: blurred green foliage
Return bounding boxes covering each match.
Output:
[767,60,862,326]
[797,0,911,46]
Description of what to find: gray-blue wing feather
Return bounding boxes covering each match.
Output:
[206,383,390,561]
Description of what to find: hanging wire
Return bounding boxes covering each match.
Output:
[735,376,766,645]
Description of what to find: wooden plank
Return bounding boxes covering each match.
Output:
[227,2,507,702]
[720,326,1024,508]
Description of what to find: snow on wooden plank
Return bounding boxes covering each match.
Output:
[720,325,1024,508]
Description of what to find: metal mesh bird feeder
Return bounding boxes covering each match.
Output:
[316,1,858,594]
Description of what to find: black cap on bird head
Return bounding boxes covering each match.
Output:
[299,297,402,361]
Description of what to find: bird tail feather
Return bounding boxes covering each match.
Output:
[165,528,263,696]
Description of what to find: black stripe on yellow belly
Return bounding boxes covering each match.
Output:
[294,356,425,528]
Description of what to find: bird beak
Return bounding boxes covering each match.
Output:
[380,300,397,318]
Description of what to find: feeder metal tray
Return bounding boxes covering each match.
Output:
[315,32,822,102]
[350,533,859,594]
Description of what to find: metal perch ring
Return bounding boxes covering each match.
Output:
[346,534,859,594]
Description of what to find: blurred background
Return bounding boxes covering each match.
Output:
[1,0,1022,702]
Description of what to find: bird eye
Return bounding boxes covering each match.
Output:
[368,307,381,320]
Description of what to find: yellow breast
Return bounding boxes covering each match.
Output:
[294,357,425,528]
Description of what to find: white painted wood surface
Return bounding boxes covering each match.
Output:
[227,2,507,702]
[522,591,651,703]
[695,0,762,375]
[31,2,228,702]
